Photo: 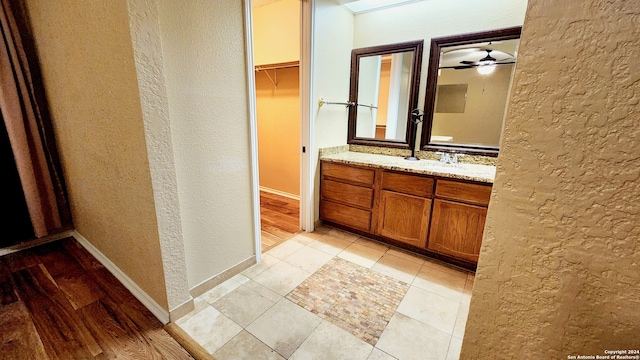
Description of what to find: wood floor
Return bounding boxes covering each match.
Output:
[260,191,301,253]
[0,237,193,359]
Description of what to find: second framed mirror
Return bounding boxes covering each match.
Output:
[347,40,423,149]
[420,27,522,156]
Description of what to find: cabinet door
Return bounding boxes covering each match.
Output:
[377,190,431,248]
[428,199,487,263]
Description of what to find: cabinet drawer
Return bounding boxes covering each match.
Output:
[322,179,374,209]
[322,162,375,187]
[382,171,434,198]
[435,179,492,206]
[320,200,371,232]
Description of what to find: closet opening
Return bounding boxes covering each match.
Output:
[251,0,302,252]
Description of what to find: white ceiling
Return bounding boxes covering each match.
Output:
[337,0,423,14]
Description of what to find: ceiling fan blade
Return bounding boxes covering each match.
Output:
[439,61,516,70]
[459,60,476,65]
[453,65,476,69]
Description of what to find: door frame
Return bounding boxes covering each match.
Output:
[299,0,315,233]
[243,0,315,262]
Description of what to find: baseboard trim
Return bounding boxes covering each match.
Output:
[0,230,75,256]
[169,298,195,323]
[190,256,256,298]
[73,231,171,324]
[259,186,300,201]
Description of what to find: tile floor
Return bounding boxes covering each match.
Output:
[176,226,474,360]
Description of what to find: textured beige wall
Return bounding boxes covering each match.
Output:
[462,0,640,357]
[158,0,256,289]
[25,0,168,309]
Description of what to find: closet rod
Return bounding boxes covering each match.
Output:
[254,60,299,72]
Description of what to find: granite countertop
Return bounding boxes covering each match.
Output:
[320,151,496,184]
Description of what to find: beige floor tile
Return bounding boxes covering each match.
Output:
[376,312,451,360]
[327,228,360,241]
[243,279,282,302]
[252,260,312,296]
[423,259,469,278]
[354,237,390,252]
[397,286,459,335]
[308,234,353,256]
[412,266,466,302]
[446,337,463,360]
[200,274,250,305]
[313,224,333,234]
[213,284,277,327]
[290,232,321,245]
[290,320,373,360]
[283,246,334,273]
[465,275,475,293]
[177,306,242,354]
[371,253,422,284]
[386,248,426,265]
[461,276,475,306]
[338,242,386,268]
[368,348,398,360]
[246,299,322,358]
[266,239,306,260]
[176,297,211,323]
[213,330,285,360]
[453,303,469,339]
[242,253,280,279]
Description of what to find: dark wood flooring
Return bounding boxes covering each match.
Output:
[260,191,300,253]
[0,237,194,359]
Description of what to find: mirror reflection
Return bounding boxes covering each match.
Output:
[355,51,414,141]
[348,41,423,149]
[421,27,521,155]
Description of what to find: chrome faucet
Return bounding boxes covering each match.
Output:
[436,152,463,164]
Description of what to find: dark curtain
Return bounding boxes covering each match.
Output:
[0,0,71,238]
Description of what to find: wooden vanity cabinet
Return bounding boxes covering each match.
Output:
[320,162,375,232]
[319,160,493,268]
[426,179,492,263]
[376,171,434,248]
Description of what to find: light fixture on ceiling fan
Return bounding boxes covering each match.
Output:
[475,49,498,74]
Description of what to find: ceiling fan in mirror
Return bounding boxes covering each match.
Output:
[439,46,515,75]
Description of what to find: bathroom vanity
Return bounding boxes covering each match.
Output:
[319,151,495,270]
[317,27,520,270]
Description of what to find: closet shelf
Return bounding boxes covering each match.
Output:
[254,60,299,71]
[254,61,299,87]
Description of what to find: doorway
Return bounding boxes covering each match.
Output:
[0,116,34,247]
[251,0,302,252]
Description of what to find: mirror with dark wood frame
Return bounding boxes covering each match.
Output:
[347,40,423,149]
[420,27,522,156]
